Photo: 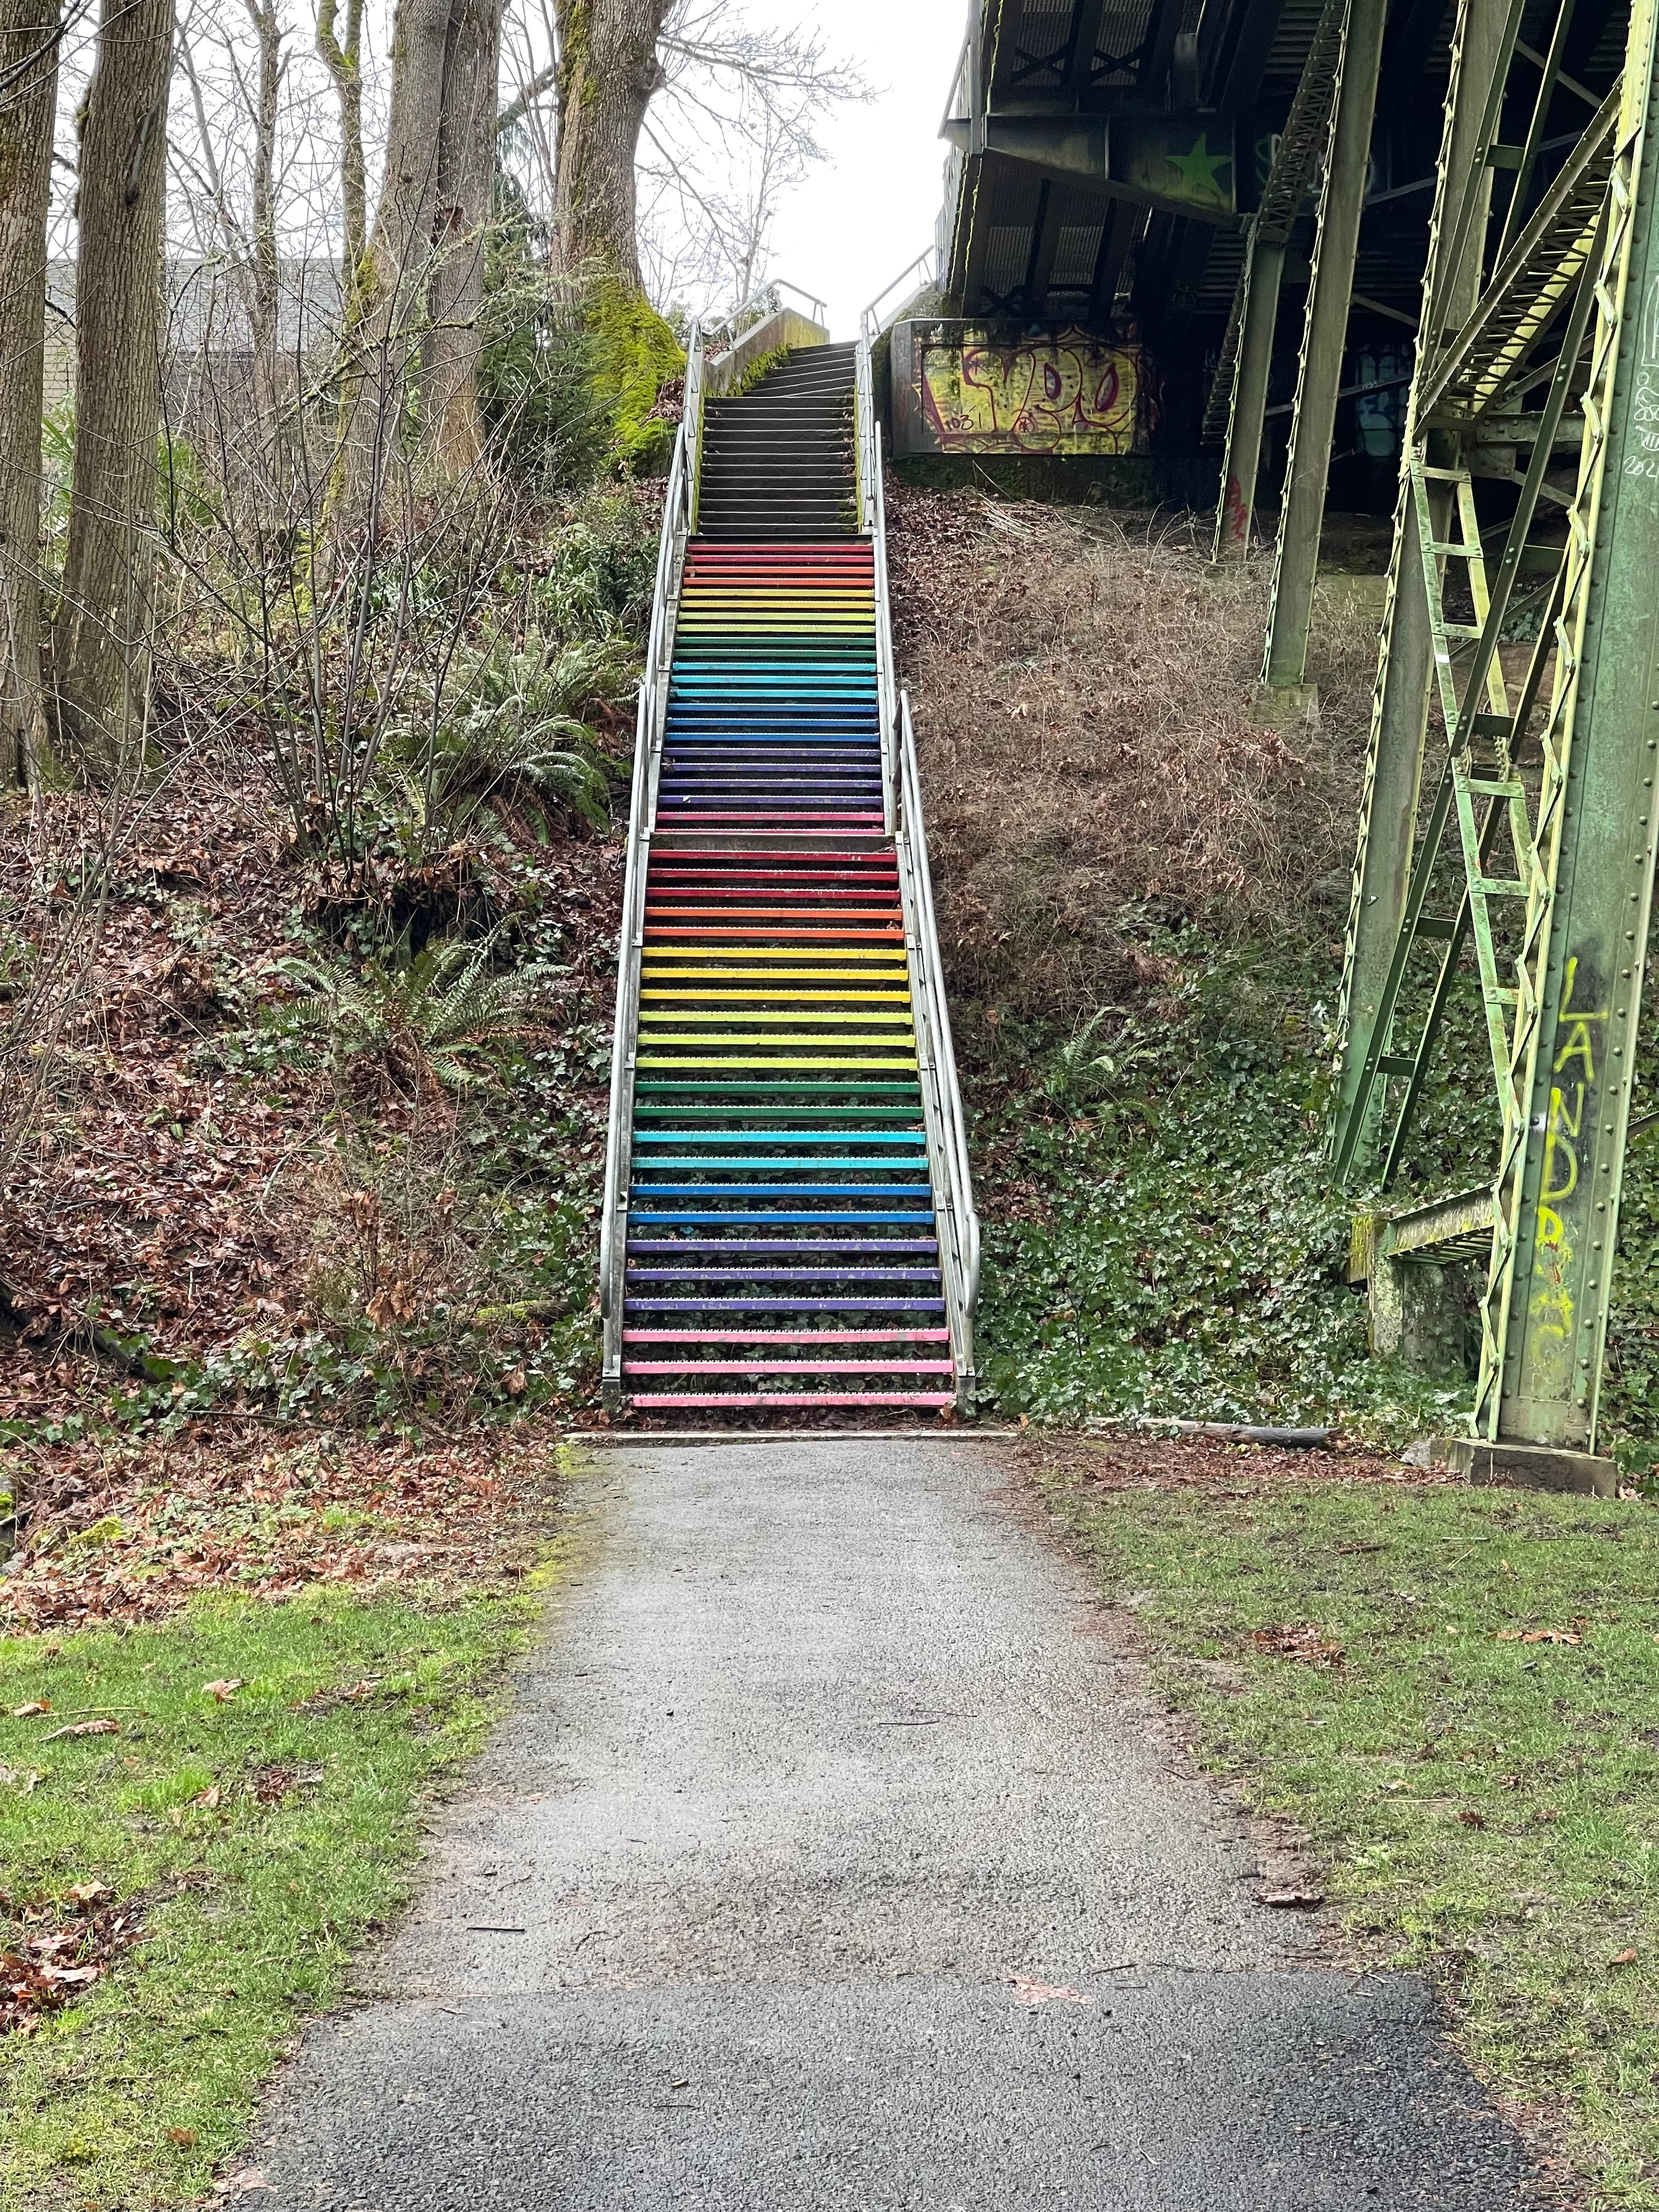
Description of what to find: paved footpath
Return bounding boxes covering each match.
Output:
[253,1439,1534,2210]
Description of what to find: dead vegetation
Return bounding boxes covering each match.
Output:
[887,486,1381,1029]
[0,1420,559,1634]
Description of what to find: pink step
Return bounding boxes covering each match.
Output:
[627,1391,957,1409]
[623,1358,955,1377]
[623,1328,950,1346]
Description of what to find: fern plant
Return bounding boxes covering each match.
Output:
[385,631,636,845]
[262,933,562,1094]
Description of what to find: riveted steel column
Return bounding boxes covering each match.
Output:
[1213,225,1286,560]
[1331,0,1507,1168]
[1498,0,1659,1450]
[1260,0,1387,692]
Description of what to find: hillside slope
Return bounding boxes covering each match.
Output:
[887,486,1659,1452]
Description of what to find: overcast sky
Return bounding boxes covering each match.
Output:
[767,0,965,338]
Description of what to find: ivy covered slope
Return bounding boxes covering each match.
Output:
[888,487,1659,1448]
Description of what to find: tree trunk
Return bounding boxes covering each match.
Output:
[315,0,366,283]
[332,0,449,522]
[551,0,669,289]
[247,0,281,385]
[422,0,503,475]
[55,0,173,771]
[0,0,61,788]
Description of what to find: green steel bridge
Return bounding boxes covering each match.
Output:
[898,0,1659,1485]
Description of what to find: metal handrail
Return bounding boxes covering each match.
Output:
[900,688,981,1323]
[853,338,898,833]
[597,320,706,1391]
[705,276,829,357]
[854,329,979,1375]
[859,247,939,341]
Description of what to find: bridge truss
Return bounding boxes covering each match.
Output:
[1320,0,1659,1460]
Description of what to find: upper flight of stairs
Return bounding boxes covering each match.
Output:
[600,332,975,1418]
[696,345,859,539]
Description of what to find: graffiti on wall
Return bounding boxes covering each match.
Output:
[913,329,1141,455]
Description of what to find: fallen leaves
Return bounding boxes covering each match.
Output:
[40,1718,120,1741]
[1260,1878,1325,1908]
[201,1679,243,1703]
[1,1887,144,2036]
[10,1701,49,1718]
[1496,1628,1583,1646]
[1611,1948,1639,1966]
[1251,1623,1345,1666]
[0,1422,558,1633]
[1008,1973,1091,2006]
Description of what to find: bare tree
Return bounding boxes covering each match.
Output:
[176,0,286,436]
[424,0,503,474]
[503,0,864,311]
[55,0,174,770]
[0,0,63,787]
[245,0,283,377]
[315,0,365,282]
[331,0,449,518]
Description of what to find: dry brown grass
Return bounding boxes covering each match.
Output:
[887,485,1383,1026]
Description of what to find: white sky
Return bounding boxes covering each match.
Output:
[766,0,966,338]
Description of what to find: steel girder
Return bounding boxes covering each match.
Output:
[1332,0,1659,1451]
[1208,0,1348,556]
[1259,0,1390,692]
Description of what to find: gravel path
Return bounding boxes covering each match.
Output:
[252,1438,1534,2209]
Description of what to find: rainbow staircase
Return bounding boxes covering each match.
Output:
[599,325,977,1417]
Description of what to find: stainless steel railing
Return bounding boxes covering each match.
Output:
[856,330,980,1402]
[896,689,980,1398]
[853,337,899,835]
[598,321,707,1398]
[859,247,940,342]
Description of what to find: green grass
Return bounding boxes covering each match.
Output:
[0,1579,546,2209]
[1039,1458,1659,2208]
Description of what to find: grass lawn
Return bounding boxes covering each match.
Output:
[0,1576,549,2210]
[1032,1442,1659,2209]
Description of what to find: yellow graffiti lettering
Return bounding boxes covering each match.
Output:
[1554,1021,1598,1082]
[1540,1127,1578,1209]
[1550,1082,1585,1139]
[1551,953,1607,1080]
[1528,1281,1575,1344]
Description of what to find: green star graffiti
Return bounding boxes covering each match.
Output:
[1165,133,1231,206]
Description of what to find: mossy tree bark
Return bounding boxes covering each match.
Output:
[551,0,670,291]
[315,0,368,286]
[422,0,504,475]
[0,0,60,788]
[55,0,173,772]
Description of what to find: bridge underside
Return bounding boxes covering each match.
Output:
[921,0,1627,479]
